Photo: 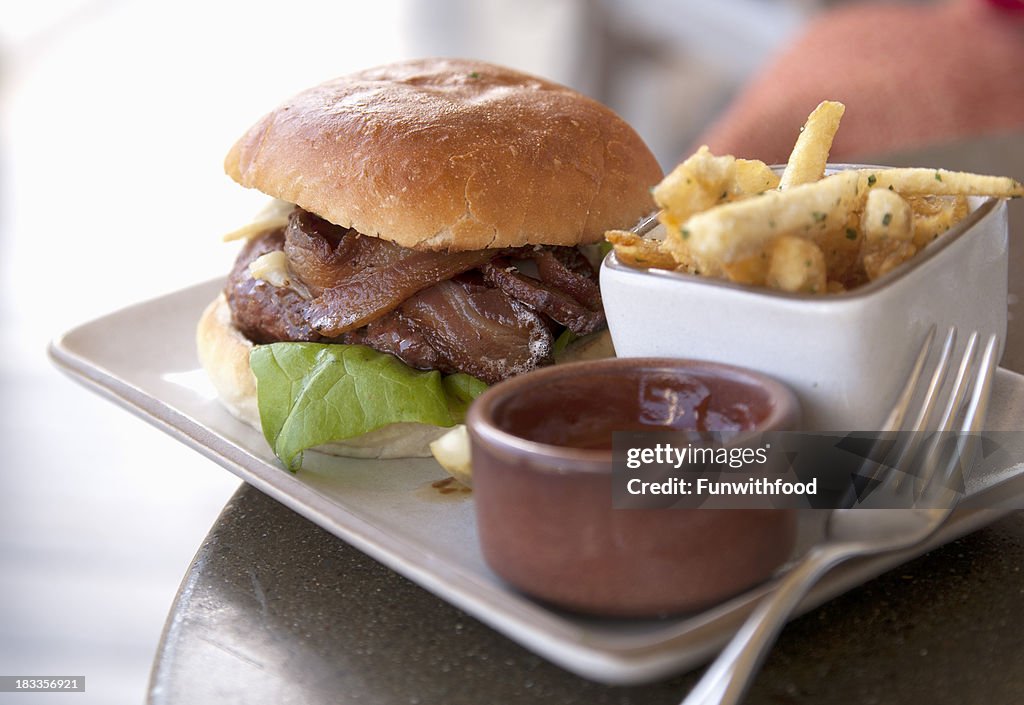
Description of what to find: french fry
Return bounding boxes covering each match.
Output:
[653,146,737,227]
[863,240,918,281]
[669,170,861,265]
[907,194,969,246]
[862,189,917,280]
[814,212,865,289]
[859,168,1024,198]
[779,101,846,189]
[654,147,780,275]
[722,253,770,286]
[734,159,781,195]
[863,188,914,242]
[766,235,827,293]
[607,100,1021,295]
[606,230,681,270]
[654,147,780,229]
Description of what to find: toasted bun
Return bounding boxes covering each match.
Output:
[225,58,662,251]
[197,295,448,459]
[196,294,260,426]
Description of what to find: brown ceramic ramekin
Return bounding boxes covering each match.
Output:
[467,358,800,617]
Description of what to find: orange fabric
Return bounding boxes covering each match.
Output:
[696,0,1024,163]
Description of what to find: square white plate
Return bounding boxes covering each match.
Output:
[49,279,1024,685]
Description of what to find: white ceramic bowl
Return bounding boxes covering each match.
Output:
[601,172,1008,432]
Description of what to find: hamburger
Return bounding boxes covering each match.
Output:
[197,58,662,468]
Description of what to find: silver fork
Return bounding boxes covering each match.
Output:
[681,326,1001,705]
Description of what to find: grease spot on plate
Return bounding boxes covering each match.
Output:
[416,476,472,501]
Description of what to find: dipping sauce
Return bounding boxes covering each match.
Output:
[467,357,800,617]
[490,367,772,450]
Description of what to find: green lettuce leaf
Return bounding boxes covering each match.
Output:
[552,329,578,357]
[249,343,486,471]
[442,373,489,418]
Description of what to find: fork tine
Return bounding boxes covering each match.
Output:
[917,334,1000,498]
[912,331,975,497]
[961,334,1000,436]
[904,326,958,437]
[850,327,994,506]
[878,324,939,433]
[850,327,935,495]
[935,331,980,434]
[865,326,955,496]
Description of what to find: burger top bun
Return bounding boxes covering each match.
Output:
[224,58,662,252]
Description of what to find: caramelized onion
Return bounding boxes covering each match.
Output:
[400,277,553,384]
[305,248,498,336]
[482,258,605,335]
[531,247,603,311]
[284,210,408,296]
[224,208,606,381]
[286,210,498,336]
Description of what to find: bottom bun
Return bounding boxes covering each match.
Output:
[196,294,448,459]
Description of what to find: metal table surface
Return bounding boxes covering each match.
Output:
[148,135,1024,704]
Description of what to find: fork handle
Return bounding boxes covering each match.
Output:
[681,544,850,705]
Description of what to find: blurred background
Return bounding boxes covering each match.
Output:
[2,0,1020,703]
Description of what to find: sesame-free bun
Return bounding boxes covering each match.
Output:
[224,58,662,251]
[197,295,448,459]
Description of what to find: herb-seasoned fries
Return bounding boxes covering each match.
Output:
[908,195,969,247]
[779,100,845,190]
[652,147,780,230]
[861,189,917,280]
[858,168,1022,197]
[671,170,861,265]
[767,235,827,293]
[605,230,679,270]
[612,101,1023,294]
